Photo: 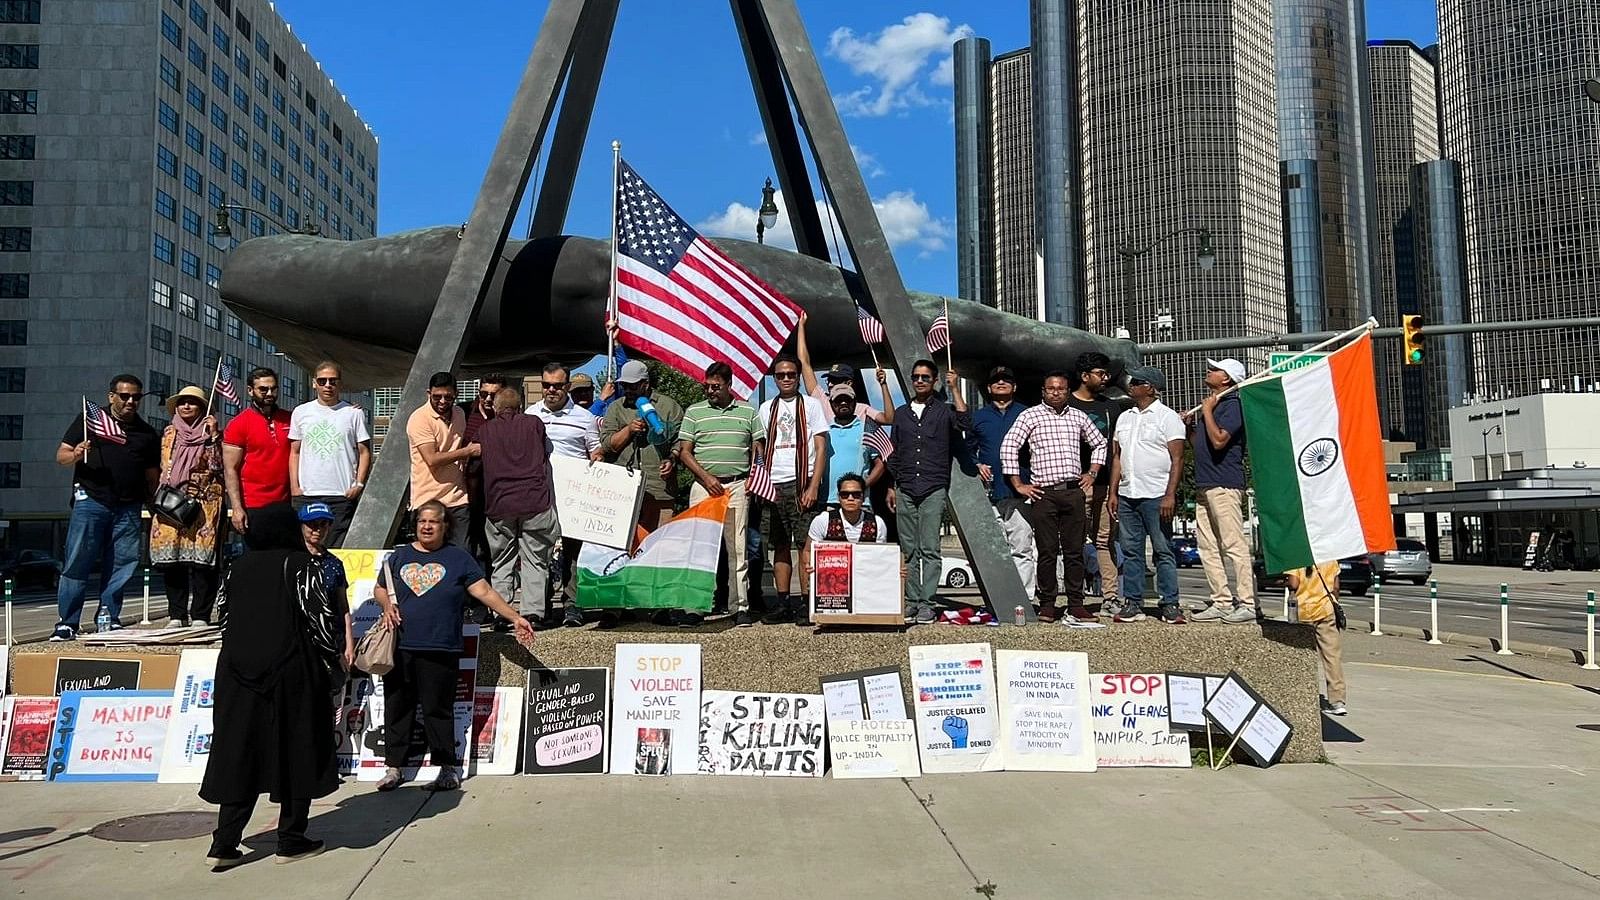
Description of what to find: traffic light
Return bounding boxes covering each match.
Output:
[1402,314,1424,365]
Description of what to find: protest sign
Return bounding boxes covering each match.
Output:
[357,625,479,781]
[46,690,171,782]
[2,696,56,779]
[1238,703,1293,768]
[908,643,1001,774]
[53,657,141,694]
[996,650,1096,772]
[335,676,379,776]
[332,548,391,640]
[1202,673,1262,737]
[1164,672,1225,734]
[828,719,921,779]
[469,687,523,776]
[156,649,219,783]
[809,542,903,626]
[552,456,644,550]
[611,643,701,775]
[1089,674,1191,768]
[525,667,609,776]
[818,666,908,723]
[697,691,825,776]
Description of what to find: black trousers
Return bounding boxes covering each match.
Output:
[1029,483,1087,606]
[212,797,310,851]
[381,648,459,767]
[162,563,218,622]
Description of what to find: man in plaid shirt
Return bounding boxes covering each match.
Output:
[1001,371,1108,623]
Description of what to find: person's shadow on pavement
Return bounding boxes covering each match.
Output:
[239,788,464,858]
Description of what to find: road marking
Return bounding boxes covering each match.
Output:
[1455,614,1488,620]
[1347,662,1579,687]
[1387,807,1520,815]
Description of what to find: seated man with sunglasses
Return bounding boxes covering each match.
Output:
[287,361,371,548]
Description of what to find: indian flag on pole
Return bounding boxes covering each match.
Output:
[1239,333,1396,574]
[573,493,729,611]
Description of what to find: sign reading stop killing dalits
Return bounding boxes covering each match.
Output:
[611,643,702,776]
[697,691,824,776]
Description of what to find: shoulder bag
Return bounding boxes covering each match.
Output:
[151,430,203,528]
[353,556,398,675]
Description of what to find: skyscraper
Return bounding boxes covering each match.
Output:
[0,0,378,543]
[988,48,1036,320]
[1437,0,1600,400]
[1029,0,1083,327]
[953,37,993,309]
[1411,158,1473,448]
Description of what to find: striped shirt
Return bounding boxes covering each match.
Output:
[680,399,761,479]
[527,399,601,460]
[1000,403,1108,488]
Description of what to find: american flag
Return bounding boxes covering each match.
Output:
[864,426,894,462]
[213,363,241,408]
[613,160,801,399]
[925,309,950,354]
[856,306,884,345]
[85,400,126,444]
[746,454,778,503]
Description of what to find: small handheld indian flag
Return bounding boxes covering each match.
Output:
[1239,333,1396,573]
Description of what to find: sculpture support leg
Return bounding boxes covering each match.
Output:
[531,0,620,239]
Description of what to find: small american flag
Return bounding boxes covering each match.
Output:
[864,427,894,462]
[856,306,885,345]
[925,312,950,354]
[213,363,241,408]
[85,400,126,444]
[746,455,778,503]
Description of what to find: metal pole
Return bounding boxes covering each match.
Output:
[1370,572,1383,636]
[1427,579,1442,644]
[4,577,11,646]
[1120,249,1135,340]
[140,568,151,626]
[1583,590,1598,670]
[1182,318,1377,417]
[1137,316,1600,356]
[1496,583,1513,655]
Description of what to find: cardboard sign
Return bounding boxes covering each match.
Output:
[1238,703,1293,767]
[1089,674,1191,768]
[809,541,903,625]
[525,667,609,776]
[1202,673,1262,737]
[47,690,171,782]
[697,691,825,776]
[819,666,908,723]
[1164,671,1226,734]
[13,652,179,696]
[996,650,1096,772]
[611,643,701,776]
[334,676,379,776]
[2,696,57,779]
[908,643,1001,774]
[357,625,480,781]
[469,687,523,776]
[156,649,220,783]
[53,657,142,694]
[828,719,922,779]
[552,456,644,550]
[332,548,392,641]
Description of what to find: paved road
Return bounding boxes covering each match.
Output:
[5,576,168,643]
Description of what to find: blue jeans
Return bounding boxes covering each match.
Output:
[56,496,144,629]
[1117,495,1178,608]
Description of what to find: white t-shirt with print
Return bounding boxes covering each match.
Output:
[288,400,370,495]
[758,394,828,485]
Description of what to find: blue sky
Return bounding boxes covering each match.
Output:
[275,0,1440,298]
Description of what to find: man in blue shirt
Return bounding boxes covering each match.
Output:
[1187,357,1256,623]
[967,366,1035,597]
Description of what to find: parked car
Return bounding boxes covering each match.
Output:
[941,557,975,589]
[0,549,63,591]
[1371,539,1432,585]
[1254,554,1373,596]
[1172,537,1200,568]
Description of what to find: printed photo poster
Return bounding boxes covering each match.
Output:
[996,650,1096,773]
[525,667,610,776]
[469,687,523,776]
[334,675,380,776]
[697,691,825,777]
[1,696,57,779]
[331,548,392,641]
[809,542,903,625]
[46,690,172,782]
[1089,674,1191,768]
[828,719,922,780]
[908,643,1002,774]
[157,649,220,783]
[357,625,480,781]
[610,643,701,776]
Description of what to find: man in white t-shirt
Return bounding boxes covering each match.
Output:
[527,362,603,626]
[756,354,828,625]
[804,474,888,545]
[1106,366,1187,625]
[287,360,371,547]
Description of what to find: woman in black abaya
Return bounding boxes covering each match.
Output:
[200,504,344,869]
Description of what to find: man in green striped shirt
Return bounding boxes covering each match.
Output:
[676,361,766,626]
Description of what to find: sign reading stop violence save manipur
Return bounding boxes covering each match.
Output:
[610,644,701,776]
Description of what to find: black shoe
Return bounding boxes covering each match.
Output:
[274,837,324,864]
[595,611,620,630]
[205,846,244,870]
[761,600,796,625]
[735,610,757,628]
[650,609,676,626]
[676,611,704,628]
[792,596,811,626]
[562,610,586,628]
[1159,605,1186,625]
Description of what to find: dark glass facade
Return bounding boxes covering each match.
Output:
[989,48,1037,320]
[1029,0,1082,327]
[953,37,994,308]
[1280,159,1325,333]
[1412,159,1473,450]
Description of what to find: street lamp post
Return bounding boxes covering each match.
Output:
[211,203,320,241]
[755,178,779,245]
[1481,424,1503,480]
[1117,227,1214,340]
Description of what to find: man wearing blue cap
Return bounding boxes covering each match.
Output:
[1107,367,1187,625]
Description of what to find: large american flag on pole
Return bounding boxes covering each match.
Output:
[614,160,802,399]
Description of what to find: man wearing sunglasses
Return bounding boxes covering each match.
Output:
[223,367,295,547]
[886,358,971,625]
[967,365,1036,599]
[677,361,764,626]
[287,361,371,547]
[529,363,602,627]
[50,373,160,641]
[755,355,829,625]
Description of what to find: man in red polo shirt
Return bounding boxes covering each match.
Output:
[223,367,293,546]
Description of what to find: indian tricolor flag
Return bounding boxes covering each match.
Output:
[573,494,729,611]
[1240,334,1396,574]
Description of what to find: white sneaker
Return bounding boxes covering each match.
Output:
[1328,700,1348,716]
[1189,604,1227,622]
[191,619,211,628]
[1221,605,1259,624]
[166,618,187,629]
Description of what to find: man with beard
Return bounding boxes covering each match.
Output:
[405,372,479,546]
[968,366,1035,598]
[223,367,295,546]
[1065,352,1126,616]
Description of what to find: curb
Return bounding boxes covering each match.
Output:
[1347,617,1591,664]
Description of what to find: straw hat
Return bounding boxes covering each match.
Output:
[164,385,209,415]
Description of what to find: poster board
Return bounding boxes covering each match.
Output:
[828,719,921,779]
[524,667,609,776]
[908,643,1002,774]
[1088,674,1191,767]
[357,625,479,781]
[156,649,220,783]
[996,650,1096,772]
[332,548,392,641]
[3,696,56,779]
[611,643,701,776]
[1202,672,1264,738]
[1237,703,1293,767]
[809,541,903,626]
[551,456,644,550]
[12,653,180,696]
[1164,672,1225,734]
[469,687,523,776]
[818,666,908,723]
[697,691,825,776]
[46,690,171,782]
[334,676,379,776]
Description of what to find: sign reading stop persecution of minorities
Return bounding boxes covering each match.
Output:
[611,643,702,776]
[909,643,1001,774]
[697,691,825,777]
[551,456,645,550]
[46,690,172,782]
[1089,674,1192,768]
[996,650,1096,772]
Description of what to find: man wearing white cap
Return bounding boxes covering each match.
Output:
[1188,358,1256,623]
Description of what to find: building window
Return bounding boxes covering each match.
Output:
[178,336,198,363]
[225,354,242,375]
[0,44,38,69]
[180,250,200,278]
[189,2,208,31]
[0,366,22,392]
[160,56,181,91]
[209,144,225,171]
[235,12,251,39]
[0,461,18,488]
[0,135,34,160]
[251,141,266,166]
[252,106,266,132]
[148,370,171,402]
[205,264,222,289]
[270,157,283,181]
[235,45,249,76]
[225,314,242,339]
[184,122,204,153]
[268,191,282,216]
[232,83,247,113]
[155,190,176,220]
[150,324,173,354]
[0,319,25,345]
[0,226,30,251]
[250,177,265,203]
[230,159,246,188]
[157,144,178,176]
[248,214,262,237]
[162,13,182,47]
[178,291,198,319]
[203,344,220,369]
[203,303,221,330]
[187,38,205,71]
[253,69,267,97]
[288,106,300,130]
[285,207,299,229]
[185,83,204,113]
[211,62,228,93]
[232,122,247,150]
[0,89,36,113]
[182,207,202,236]
[271,88,285,114]
[158,100,180,134]
[153,233,175,265]
[182,164,203,195]
[212,23,229,55]
[0,413,21,439]
[152,279,173,308]
[0,273,26,297]
[210,102,226,131]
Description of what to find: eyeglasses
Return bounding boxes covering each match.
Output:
[315,377,340,386]
[773,371,799,380]
[541,382,568,390]
[838,490,865,499]
[910,374,935,382]
[1085,369,1110,378]
[1128,379,1149,387]
[477,391,496,400]
[113,391,144,401]
[253,386,278,394]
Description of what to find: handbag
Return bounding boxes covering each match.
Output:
[353,558,398,675]
[152,483,203,528]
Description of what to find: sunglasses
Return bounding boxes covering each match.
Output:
[1129,379,1150,387]
[910,374,935,382]
[1085,369,1110,378]
[838,490,865,499]
[174,397,202,406]
[477,391,496,399]
[315,377,340,386]
[542,382,568,390]
[113,391,144,401]
[773,371,799,380]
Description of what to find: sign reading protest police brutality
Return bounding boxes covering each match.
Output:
[996,650,1096,772]
[157,649,220,783]
[809,542,903,625]
[611,643,702,776]
[829,719,921,779]
[909,643,1001,773]
[1089,674,1191,768]
[525,667,610,776]
[551,456,645,550]
[697,691,825,776]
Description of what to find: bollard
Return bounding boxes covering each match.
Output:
[1496,583,1513,656]
[1426,579,1442,645]
[139,567,151,626]
[4,576,11,646]
[1583,590,1598,671]
[1370,573,1384,636]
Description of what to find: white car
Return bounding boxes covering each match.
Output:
[941,557,975,588]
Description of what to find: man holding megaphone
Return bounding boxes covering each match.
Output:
[599,359,685,539]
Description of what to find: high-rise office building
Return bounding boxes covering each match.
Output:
[953,36,993,309]
[1275,0,1379,334]
[1411,158,1473,449]
[988,48,1036,320]
[0,0,379,546]
[1437,0,1600,400]
[1029,0,1083,327]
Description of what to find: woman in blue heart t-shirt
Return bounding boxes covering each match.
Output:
[373,500,533,792]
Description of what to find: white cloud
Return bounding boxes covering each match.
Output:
[748,130,768,146]
[851,144,886,178]
[695,188,949,258]
[826,13,972,117]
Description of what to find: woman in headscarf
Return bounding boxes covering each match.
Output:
[148,385,225,627]
[200,504,344,870]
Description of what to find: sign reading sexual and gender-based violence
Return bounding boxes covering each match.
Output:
[332,548,392,641]
[357,625,479,781]
[53,657,142,695]
[157,649,219,783]
[46,690,172,782]
[524,667,610,776]
[611,643,701,776]
[996,650,1096,772]
[697,691,825,776]
[2,696,58,779]
[551,456,645,550]
[908,643,1001,774]
[1089,674,1191,768]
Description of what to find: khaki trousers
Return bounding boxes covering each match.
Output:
[1196,486,1255,606]
[690,479,751,614]
[1087,485,1119,601]
[1314,617,1346,703]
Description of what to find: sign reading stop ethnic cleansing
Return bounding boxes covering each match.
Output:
[1089,674,1192,768]
[908,643,1001,774]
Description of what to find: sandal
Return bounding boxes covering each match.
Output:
[375,767,405,792]
[422,767,460,792]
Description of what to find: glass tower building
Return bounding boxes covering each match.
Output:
[953,37,994,309]
[1029,0,1083,327]
[988,48,1038,321]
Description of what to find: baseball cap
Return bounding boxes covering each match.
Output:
[569,372,594,389]
[986,365,1017,385]
[297,502,335,524]
[825,363,855,382]
[828,382,857,401]
[1126,366,1167,393]
[1206,357,1247,385]
[616,360,651,384]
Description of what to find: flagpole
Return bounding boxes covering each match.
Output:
[82,395,89,446]
[943,297,952,373]
[607,139,621,384]
[205,356,222,418]
[858,304,882,371]
[1183,317,1377,417]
